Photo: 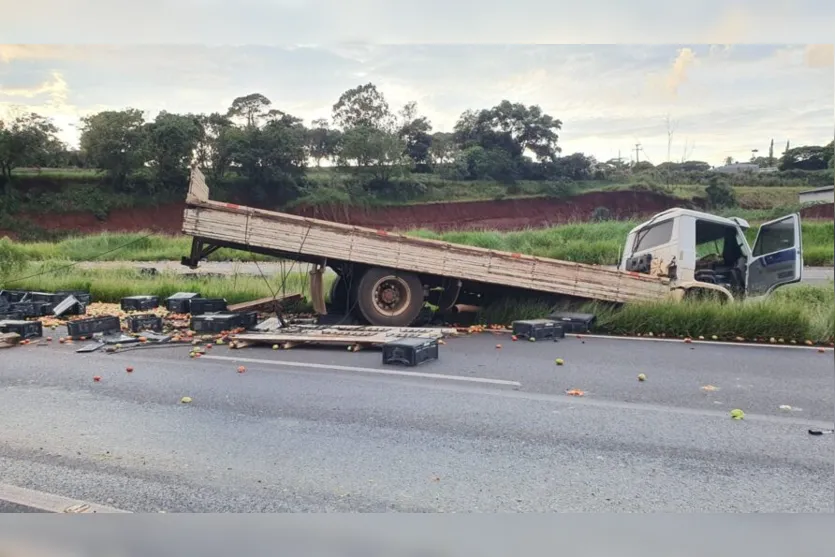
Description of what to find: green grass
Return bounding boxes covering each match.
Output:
[5,261,832,344]
[4,262,329,306]
[4,218,833,266]
[477,283,835,343]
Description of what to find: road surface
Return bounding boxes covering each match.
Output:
[0,333,832,512]
[78,261,834,285]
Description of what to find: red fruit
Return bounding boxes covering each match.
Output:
[495,344,502,349]
[684,338,692,344]
[817,348,826,353]
[93,376,101,382]
[511,335,518,341]
[126,366,134,373]
[237,366,246,374]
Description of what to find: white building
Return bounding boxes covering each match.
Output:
[798,186,834,205]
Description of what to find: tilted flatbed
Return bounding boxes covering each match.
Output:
[181,168,677,326]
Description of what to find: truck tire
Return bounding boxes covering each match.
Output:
[328,275,352,314]
[355,267,425,327]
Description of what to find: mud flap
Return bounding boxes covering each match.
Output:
[309,264,328,316]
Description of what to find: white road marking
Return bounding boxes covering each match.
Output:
[0,483,130,513]
[200,355,522,388]
[576,334,833,351]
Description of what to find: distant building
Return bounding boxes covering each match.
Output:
[798,186,834,205]
[711,162,762,174]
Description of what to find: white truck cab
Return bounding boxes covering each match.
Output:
[619,208,803,301]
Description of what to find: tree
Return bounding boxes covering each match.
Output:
[397,102,433,168]
[429,132,457,166]
[306,118,342,167]
[632,160,655,173]
[0,112,60,183]
[768,138,775,166]
[194,112,235,181]
[705,175,737,209]
[779,144,830,171]
[553,153,595,180]
[144,111,202,190]
[80,109,147,187]
[453,101,562,163]
[338,125,407,186]
[723,156,735,166]
[332,83,392,130]
[226,93,272,128]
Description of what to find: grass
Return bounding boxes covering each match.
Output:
[4,218,833,266]
[3,262,328,306]
[477,283,835,344]
[6,262,831,344]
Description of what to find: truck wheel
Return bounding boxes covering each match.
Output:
[356,268,424,327]
[328,275,352,314]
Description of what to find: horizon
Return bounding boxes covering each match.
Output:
[1,43,833,168]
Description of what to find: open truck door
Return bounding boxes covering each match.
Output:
[746,213,802,296]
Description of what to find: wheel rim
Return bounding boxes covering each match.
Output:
[371,275,412,317]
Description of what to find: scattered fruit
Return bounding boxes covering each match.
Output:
[438,339,446,345]
[205,343,212,349]
[46,336,52,342]
[790,340,797,345]
[769,337,776,344]
[180,396,192,404]
[126,366,134,373]
[778,338,785,344]
[684,337,692,344]
[237,366,246,374]
[59,338,65,344]
[730,409,745,420]
[817,347,825,353]
[93,376,101,382]
[272,344,279,350]
[565,389,584,397]
[555,358,564,366]
[511,335,518,341]
[528,337,536,342]
[711,335,718,340]
[495,344,502,349]
[698,336,704,340]
[701,385,719,392]
[637,373,646,382]
[216,339,224,345]
[138,337,147,343]
[804,340,813,346]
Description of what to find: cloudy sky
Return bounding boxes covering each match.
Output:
[1,3,833,167]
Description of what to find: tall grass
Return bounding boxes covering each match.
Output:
[3,220,833,267]
[4,262,329,305]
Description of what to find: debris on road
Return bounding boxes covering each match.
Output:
[228,293,301,313]
[730,409,745,420]
[565,389,584,397]
[180,396,192,404]
[93,376,101,382]
[701,385,720,392]
[808,429,834,435]
[637,373,646,381]
[0,332,21,349]
[555,358,564,366]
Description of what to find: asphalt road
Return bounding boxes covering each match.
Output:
[77,261,835,285]
[0,332,832,512]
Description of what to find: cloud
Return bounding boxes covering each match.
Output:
[664,48,697,97]
[804,44,834,68]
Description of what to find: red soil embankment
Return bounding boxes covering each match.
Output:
[1,191,693,238]
[293,191,695,231]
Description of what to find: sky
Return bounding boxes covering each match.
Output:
[1,3,833,167]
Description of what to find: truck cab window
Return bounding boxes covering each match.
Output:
[694,220,746,294]
[753,219,795,256]
[633,220,674,252]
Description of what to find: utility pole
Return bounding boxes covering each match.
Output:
[634,143,642,164]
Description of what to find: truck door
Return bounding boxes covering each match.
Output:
[746,214,802,296]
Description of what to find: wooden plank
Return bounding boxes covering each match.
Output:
[227,293,302,313]
[0,332,21,349]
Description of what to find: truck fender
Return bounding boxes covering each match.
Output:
[673,281,734,302]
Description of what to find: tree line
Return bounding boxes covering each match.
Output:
[1,82,833,206]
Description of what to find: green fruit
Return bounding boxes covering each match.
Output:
[272,344,279,350]
[730,409,745,420]
[529,337,536,342]
[555,358,564,366]
[637,373,646,381]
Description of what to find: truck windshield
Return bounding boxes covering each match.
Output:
[632,220,674,253]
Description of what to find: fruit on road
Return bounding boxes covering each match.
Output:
[730,409,745,420]
[180,396,192,404]
[555,358,564,366]
[637,373,646,381]
[126,366,134,373]
[237,366,246,374]
[93,376,101,382]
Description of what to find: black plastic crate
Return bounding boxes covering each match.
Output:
[121,295,160,311]
[234,311,258,330]
[512,319,565,340]
[56,290,92,305]
[546,312,597,334]
[52,295,87,317]
[165,292,202,313]
[188,298,227,314]
[0,312,24,321]
[0,290,29,303]
[66,315,122,339]
[126,314,164,333]
[10,301,53,317]
[0,320,43,339]
[191,313,241,333]
[382,337,439,367]
[26,291,58,303]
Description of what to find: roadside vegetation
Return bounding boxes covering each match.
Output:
[4,260,832,344]
[3,218,833,267]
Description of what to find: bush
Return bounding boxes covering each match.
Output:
[0,237,27,287]
[705,177,738,208]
